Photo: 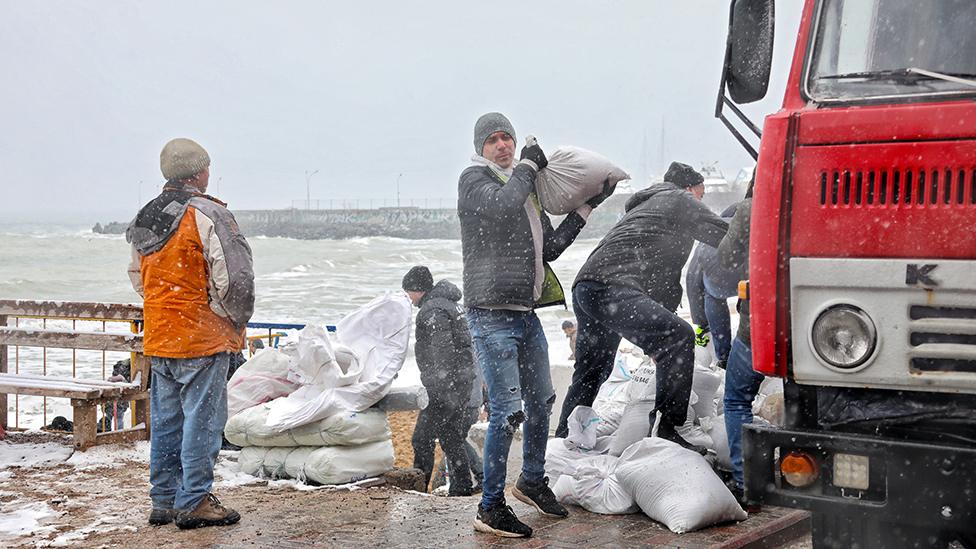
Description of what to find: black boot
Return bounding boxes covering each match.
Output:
[655,419,708,455]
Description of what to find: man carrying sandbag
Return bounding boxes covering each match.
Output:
[555,162,728,451]
[127,138,254,529]
[459,112,613,538]
[402,265,475,496]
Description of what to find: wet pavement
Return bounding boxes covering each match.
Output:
[79,484,809,549]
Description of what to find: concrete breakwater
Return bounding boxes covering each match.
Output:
[94,196,631,240]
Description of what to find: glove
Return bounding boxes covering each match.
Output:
[694,325,711,348]
[586,179,616,208]
[519,135,548,171]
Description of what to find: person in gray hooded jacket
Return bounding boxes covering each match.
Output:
[459,112,613,539]
[555,162,728,450]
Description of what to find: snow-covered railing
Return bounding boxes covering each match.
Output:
[0,300,148,449]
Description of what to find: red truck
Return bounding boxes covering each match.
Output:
[716,1,976,547]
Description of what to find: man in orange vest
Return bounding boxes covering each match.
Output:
[127,138,254,530]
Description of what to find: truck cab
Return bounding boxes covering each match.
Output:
[717,1,976,547]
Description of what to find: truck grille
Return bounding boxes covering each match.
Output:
[908,306,976,374]
[819,168,976,207]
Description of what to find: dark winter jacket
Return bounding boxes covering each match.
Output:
[574,183,729,312]
[414,280,476,408]
[718,198,751,344]
[458,164,586,309]
[686,203,743,327]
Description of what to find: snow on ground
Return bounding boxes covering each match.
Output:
[0,439,74,469]
[0,501,59,539]
[64,440,149,470]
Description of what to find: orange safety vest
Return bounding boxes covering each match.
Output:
[140,209,244,358]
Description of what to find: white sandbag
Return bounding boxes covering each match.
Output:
[227,348,299,417]
[592,355,636,436]
[616,438,747,533]
[564,406,605,452]
[691,363,723,420]
[701,416,732,469]
[535,145,630,215]
[544,437,609,478]
[266,291,412,431]
[624,359,656,403]
[676,400,714,450]
[714,368,726,416]
[551,455,638,515]
[608,399,655,457]
[239,439,395,485]
[757,392,785,426]
[225,404,390,447]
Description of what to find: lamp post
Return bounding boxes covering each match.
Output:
[396,173,403,208]
[305,169,319,210]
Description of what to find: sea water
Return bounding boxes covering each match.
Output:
[0,222,604,429]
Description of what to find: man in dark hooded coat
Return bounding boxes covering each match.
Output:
[555,162,728,449]
[402,266,476,496]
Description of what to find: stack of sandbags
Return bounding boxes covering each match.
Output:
[230,404,395,485]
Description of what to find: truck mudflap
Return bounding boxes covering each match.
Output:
[743,424,976,534]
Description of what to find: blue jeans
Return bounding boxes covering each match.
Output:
[723,337,764,489]
[149,353,230,511]
[466,308,554,508]
[703,275,736,363]
[555,280,695,437]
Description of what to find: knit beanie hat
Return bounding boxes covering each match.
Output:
[401,265,434,292]
[160,138,211,181]
[473,112,516,155]
[664,161,705,189]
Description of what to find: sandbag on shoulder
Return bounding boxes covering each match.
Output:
[239,439,395,485]
[225,403,390,447]
[535,146,630,215]
[616,438,746,533]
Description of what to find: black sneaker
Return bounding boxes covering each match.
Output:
[655,420,709,455]
[512,475,569,518]
[473,502,532,538]
[148,508,177,525]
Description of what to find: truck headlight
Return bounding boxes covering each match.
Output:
[811,305,876,369]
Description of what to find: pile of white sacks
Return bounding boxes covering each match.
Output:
[224,292,413,485]
[545,344,785,533]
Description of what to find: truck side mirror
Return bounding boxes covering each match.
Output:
[725,0,775,104]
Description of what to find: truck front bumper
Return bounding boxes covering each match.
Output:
[743,424,976,533]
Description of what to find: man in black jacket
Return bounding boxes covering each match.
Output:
[555,162,728,450]
[403,266,475,497]
[459,112,612,538]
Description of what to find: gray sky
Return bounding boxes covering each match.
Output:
[0,1,801,221]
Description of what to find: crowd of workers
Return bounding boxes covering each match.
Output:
[127,112,760,537]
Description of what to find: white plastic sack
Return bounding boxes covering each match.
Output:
[624,359,656,403]
[535,146,630,215]
[266,291,412,431]
[701,416,732,469]
[676,401,714,450]
[608,399,655,457]
[238,439,394,485]
[544,437,609,479]
[287,325,363,388]
[691,363,723,420]
[616,438,747,533]
[225,404,390,447]
[551,454,638,515]
[564,406,605,452]
[592,355,635,436]
[227,348,299,417]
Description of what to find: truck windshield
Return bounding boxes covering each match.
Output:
[807,0,976,102]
